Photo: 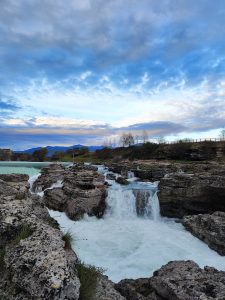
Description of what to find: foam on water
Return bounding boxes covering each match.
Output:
[49,175,225,282]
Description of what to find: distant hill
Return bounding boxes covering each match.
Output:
[16,145,104,157]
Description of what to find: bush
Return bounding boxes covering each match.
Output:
[77,261,104,300]
[62,231,74,249]
[14,224,33,244]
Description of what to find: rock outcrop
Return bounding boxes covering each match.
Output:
[35,164,107,220]
[183,211,225,256]
[158,170,225,218]
[32,163,66,192]
[0,173,122,300]
[0,174,80,299]
[115,261,225,300]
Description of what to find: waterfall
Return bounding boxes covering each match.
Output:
[144,191,160,221]
[104,180,160,221]
[28,173,40,192]
[105,184,137,219]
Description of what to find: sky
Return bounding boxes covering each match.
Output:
[0,0,225,150]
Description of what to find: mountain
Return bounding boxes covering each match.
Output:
[16,145,104,156]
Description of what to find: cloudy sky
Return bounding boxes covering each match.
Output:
[1,0,225,149]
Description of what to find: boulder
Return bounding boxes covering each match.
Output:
[116,176,129,185]
[41,164,107,220]
[183,212,225,255]
[32,163,65,192]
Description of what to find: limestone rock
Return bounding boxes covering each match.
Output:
[32,163,65,192]
[183,212,225,255]
[116,261,225,300]
[158,171,225,218]
[41,164,107,220]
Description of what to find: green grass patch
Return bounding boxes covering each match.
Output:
[62,231,74,249]
[77,261,104,300]
[14,224,33,244]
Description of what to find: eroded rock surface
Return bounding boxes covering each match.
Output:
[158,170,225,218]
[41,164,107,220]
[183,211,225,255]
[116,261,225,300]
[0,174,80,299]
[32,163,65,192]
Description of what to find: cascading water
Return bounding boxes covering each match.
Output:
[49,169,225,282]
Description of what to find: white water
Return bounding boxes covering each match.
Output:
[49,171,225,282]
[2,162,225,283]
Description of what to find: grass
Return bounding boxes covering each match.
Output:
[14,224,33,244]
[62,231,74,249]
[76,261,104,300]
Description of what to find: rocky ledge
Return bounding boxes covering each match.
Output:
[0,173,124,300]
[34,164,107,220]
[158,168,225,218]
[182,211,225,256]
[116,260,225,300]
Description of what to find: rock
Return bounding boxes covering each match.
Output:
[150,260,225,300]
[32,163,65,192]
[106,173,117,180]
[133,190,151,216]
[116,261,225,300]
[0,175,80,299]
[95,276,126,300]
[182,212,225,255]
[115,278,157,300]
[44,188,67,211]
[116,176,129,185]
[0,174,30,201]
[41,164,107,220]
[158,171,225,218]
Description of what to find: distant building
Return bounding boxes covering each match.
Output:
[0,149,13,161]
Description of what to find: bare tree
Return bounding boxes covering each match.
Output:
[120,132,135,147]
[157,136,166,144]
[141,130,148,144]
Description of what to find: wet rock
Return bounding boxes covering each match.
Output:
[32,163,65,192]
[41,164,107,220]
[106,173,117,180]
[158,171,225,218]
[133,190,151,216]
[183,212,225,255]
[116,176,129,185]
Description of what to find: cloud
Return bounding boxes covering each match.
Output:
[0,1,225,148]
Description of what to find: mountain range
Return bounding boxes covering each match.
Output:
[16,145,104,156]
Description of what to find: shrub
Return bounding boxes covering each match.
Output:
[62,231,74,249]
[77,261,104,300]
[14,224,33,244]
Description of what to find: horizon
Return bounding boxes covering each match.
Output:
[1,1,225,149]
